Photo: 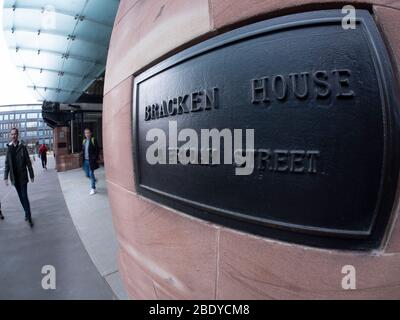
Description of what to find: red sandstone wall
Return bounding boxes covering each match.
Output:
[103,0,400,299]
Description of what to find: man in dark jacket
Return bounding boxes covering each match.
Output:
[82,128,100,195]
[3,128,35,227]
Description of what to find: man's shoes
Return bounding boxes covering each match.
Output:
[90,189,96,196]
[0,210,4,220]
[28,218,34,228]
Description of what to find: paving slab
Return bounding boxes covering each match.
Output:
[0,156,113,300]
[58,164,129,300]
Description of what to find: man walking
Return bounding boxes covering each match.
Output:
[0,203,4,220]
[82,128,100,195]
[3,128,35,227]
[39,143,48,170]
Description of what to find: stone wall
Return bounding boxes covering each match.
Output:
[103,0,400,299]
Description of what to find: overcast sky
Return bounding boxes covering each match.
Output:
[0,1,39,107]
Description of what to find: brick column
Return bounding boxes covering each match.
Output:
[53,126,82,172]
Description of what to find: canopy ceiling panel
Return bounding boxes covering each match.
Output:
[62,58,97,75]
[4,0,87,13]
[25,69,59,87]
[2,0,119,104]
[15,51,64,71]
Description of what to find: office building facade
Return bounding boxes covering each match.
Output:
[0,105,53,155]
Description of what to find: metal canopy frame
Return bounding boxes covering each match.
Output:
[6,5,115,28]
[2,0,119,104]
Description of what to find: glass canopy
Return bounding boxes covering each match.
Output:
[2,0,119,103]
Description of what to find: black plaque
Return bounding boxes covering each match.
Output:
[133,10,400,249]
[57,143,67,149]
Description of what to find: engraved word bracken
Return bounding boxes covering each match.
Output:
[144,88,219,121]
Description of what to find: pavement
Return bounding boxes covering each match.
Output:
[0,156,5,176]
[0,156,115,300]
[58,165,129,300]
